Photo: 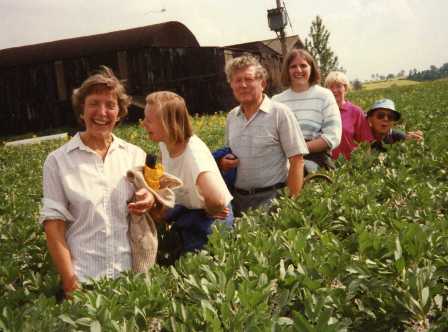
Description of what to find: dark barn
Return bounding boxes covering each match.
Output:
[0,21,284,137]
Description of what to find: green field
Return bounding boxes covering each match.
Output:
[1,80,448,331]
[362,79,420,90]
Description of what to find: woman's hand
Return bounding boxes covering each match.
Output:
[128,188,155,215]
[208,206,230,220]
[62,275,79,298]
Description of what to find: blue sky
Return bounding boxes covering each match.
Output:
[1,0,447,81]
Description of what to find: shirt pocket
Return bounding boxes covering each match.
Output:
[250,135,278,159]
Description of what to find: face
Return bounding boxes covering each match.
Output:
[230,65,266,107]
[142,104,167,143]
[329,82,347,107]
[288,54,311,89]
[82,90,119,137]
[368,108,397,136]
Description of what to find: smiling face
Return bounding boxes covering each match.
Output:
[368,108,397,137]
[82,89,119,138]
[142,103,167,143]
[230,65,266,108]
[288,54,311,91]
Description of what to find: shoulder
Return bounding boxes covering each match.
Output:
[44,135,77,161]
[272,88,291,101]
[185,135,212,156]
[344,100,365,114]
[312,85,334,99]
[114,136,145,156]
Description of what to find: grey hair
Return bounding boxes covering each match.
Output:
[224,54,268,83]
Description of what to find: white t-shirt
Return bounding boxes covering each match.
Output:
[159,135,232,209]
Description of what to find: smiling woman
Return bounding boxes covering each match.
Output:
[39,66,154,299]
[273,48,342,173]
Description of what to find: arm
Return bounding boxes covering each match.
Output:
[319,92,342,150]
[43,219,78,295]
[197,171,229,218]
[287,155,304,197]
[306,137,330,153]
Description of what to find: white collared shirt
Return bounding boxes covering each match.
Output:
[39,133,145,282]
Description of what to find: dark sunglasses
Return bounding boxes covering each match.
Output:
[374,111,396,121]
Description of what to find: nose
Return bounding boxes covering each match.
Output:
[97,102,108,114]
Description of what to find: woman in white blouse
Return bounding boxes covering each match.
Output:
[273,49,342,173]
[40,67,153,298]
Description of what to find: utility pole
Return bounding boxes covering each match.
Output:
[267,1,288,58]
[276,0,287,58]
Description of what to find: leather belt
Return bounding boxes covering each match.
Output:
[234,182,286,195]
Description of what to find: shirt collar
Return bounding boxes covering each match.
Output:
[66,132,125,153]
[340,100,351,112]
[236,94,272,117]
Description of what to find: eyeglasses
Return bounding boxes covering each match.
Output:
[374,111,396,121]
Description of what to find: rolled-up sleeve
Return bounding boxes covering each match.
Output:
[39,155,74,224]
[321,93,342,149]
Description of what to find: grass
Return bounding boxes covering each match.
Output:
[362,79,420,90]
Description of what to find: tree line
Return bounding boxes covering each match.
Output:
[407,63,448,81]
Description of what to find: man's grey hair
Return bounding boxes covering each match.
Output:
[225,54,268,83]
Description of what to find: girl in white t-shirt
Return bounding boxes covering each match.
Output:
[141,91,233,261]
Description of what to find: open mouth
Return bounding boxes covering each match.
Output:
[92,119,109,126]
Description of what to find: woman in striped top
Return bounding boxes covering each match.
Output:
[273,49,342,173]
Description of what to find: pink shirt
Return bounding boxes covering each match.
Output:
[331,101,373,160]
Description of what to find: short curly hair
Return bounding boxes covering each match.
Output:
[72,66,130,125]
[324,71,350,91]
[224,54,268,83]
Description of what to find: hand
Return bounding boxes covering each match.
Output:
[219,154,239,172]
[406,130,423,141]
[62,275,79,299]
[208,206,230,220]
[128,188,155,215]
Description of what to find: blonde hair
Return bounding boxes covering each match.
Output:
[324,71,350,91]
[224,54,268,83]
[145,91,193,144]
[280,48,320,87]
[72,66,130,125]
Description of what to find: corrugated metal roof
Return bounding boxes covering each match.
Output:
[0,21,199,68]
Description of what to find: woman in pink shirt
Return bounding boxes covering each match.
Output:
[325,71,373,160]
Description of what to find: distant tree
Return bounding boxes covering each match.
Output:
[408,64,448,81]
[304,15,342,81]
[397,70,406,78]
[386,73,395,80]
[352,79,363,90]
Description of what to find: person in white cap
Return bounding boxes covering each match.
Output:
[367,98,423,151]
